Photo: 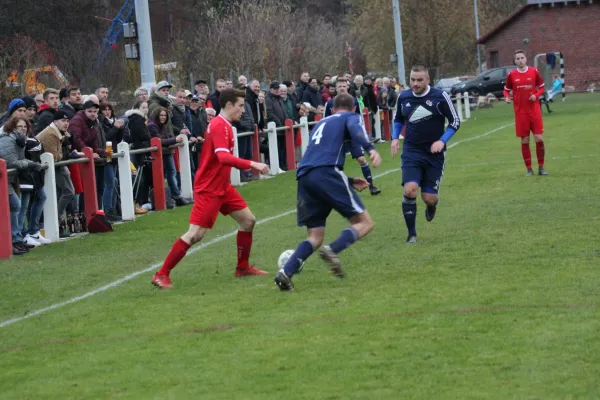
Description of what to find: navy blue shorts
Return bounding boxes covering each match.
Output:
[297,167,366,228]
[401,146,446,194]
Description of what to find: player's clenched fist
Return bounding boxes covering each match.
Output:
[251,161,269,174]
[368,149,382,168]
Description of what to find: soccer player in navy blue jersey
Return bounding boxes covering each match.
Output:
[324,79,381,196]
[274,94,382,291]
[391,65,461,244]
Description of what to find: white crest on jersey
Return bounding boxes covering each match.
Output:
[409,106,433,123]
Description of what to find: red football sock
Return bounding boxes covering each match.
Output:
[521,143,532,169]
[157,238,191,276]
[236,230,253,269]
[535,141,545,167]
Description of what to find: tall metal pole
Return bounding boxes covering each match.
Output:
[134,0,156,90]
[474,0,483,73]
[392,0,406,86]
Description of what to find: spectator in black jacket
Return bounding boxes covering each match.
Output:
[295,72,310,106]
[208,79,226,116]
[266,81,289,170]
[188,94,207,174]
[60,87,83,119]
[99,102,125,220]
[125,101,153,208]
[301,78,322,121]
[34,88,60,134]
[245,80,264,130]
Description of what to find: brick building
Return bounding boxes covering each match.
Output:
[477,0,600,91]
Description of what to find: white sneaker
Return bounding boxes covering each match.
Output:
[24,234,42,247]
[141,203,153,211]
[29,231,51,245]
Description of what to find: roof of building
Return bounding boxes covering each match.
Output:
[477,0,592,44]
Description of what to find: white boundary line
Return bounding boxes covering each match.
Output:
[0,123,513,329]
[447,123,514,149]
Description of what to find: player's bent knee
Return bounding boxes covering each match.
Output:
[403,183,419,198]
[241,215,256,231]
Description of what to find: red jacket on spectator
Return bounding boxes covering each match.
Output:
[321,87,333,104]
[70,110,105,156]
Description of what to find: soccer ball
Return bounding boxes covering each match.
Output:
[278,249,305,273]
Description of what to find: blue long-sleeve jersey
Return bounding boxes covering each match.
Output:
[297,112,374,179]
[393,86,460,148]
[324,97,360,117]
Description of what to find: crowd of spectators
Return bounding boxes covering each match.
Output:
[1,71,404,255]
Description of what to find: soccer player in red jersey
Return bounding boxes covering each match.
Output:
[504,49,549,176]
[152,89,270,289]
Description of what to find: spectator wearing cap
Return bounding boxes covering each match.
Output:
[60,87,83,119]
[194,79,209,96]
[208,79,226,115]
[36,110,76,232]
[0,98,27,128]
[265,81,287,170]
[148,81,172,122]
[70,101,106,208]
[21,96,38,133]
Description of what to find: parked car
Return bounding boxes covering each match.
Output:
[433,76,474,94]
[451,66,517,97]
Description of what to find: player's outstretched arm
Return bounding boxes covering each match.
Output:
[215,151,254,172]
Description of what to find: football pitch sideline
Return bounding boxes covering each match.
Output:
[1,94,599,399]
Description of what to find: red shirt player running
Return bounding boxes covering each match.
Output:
[152,88,270,289]
[503,49,549,176]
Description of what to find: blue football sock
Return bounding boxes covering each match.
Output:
[328,227,359,254]
[283,240,314,277]
[360,163,374,188]
[402,195,417,236]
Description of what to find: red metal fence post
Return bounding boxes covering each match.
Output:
[284,119,296,171]
[80,147,98,226]
[151,137,166,211]
[0,159,12,259]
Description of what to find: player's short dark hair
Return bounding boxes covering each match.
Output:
[410,65,428,74]
[333,93,354,111]
[514,49,526,57]
[219,88,245,109]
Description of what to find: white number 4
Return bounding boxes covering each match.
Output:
[311,123,325,145]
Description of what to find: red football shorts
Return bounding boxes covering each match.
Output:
[190,185,248,229]
[515,113,544,137]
